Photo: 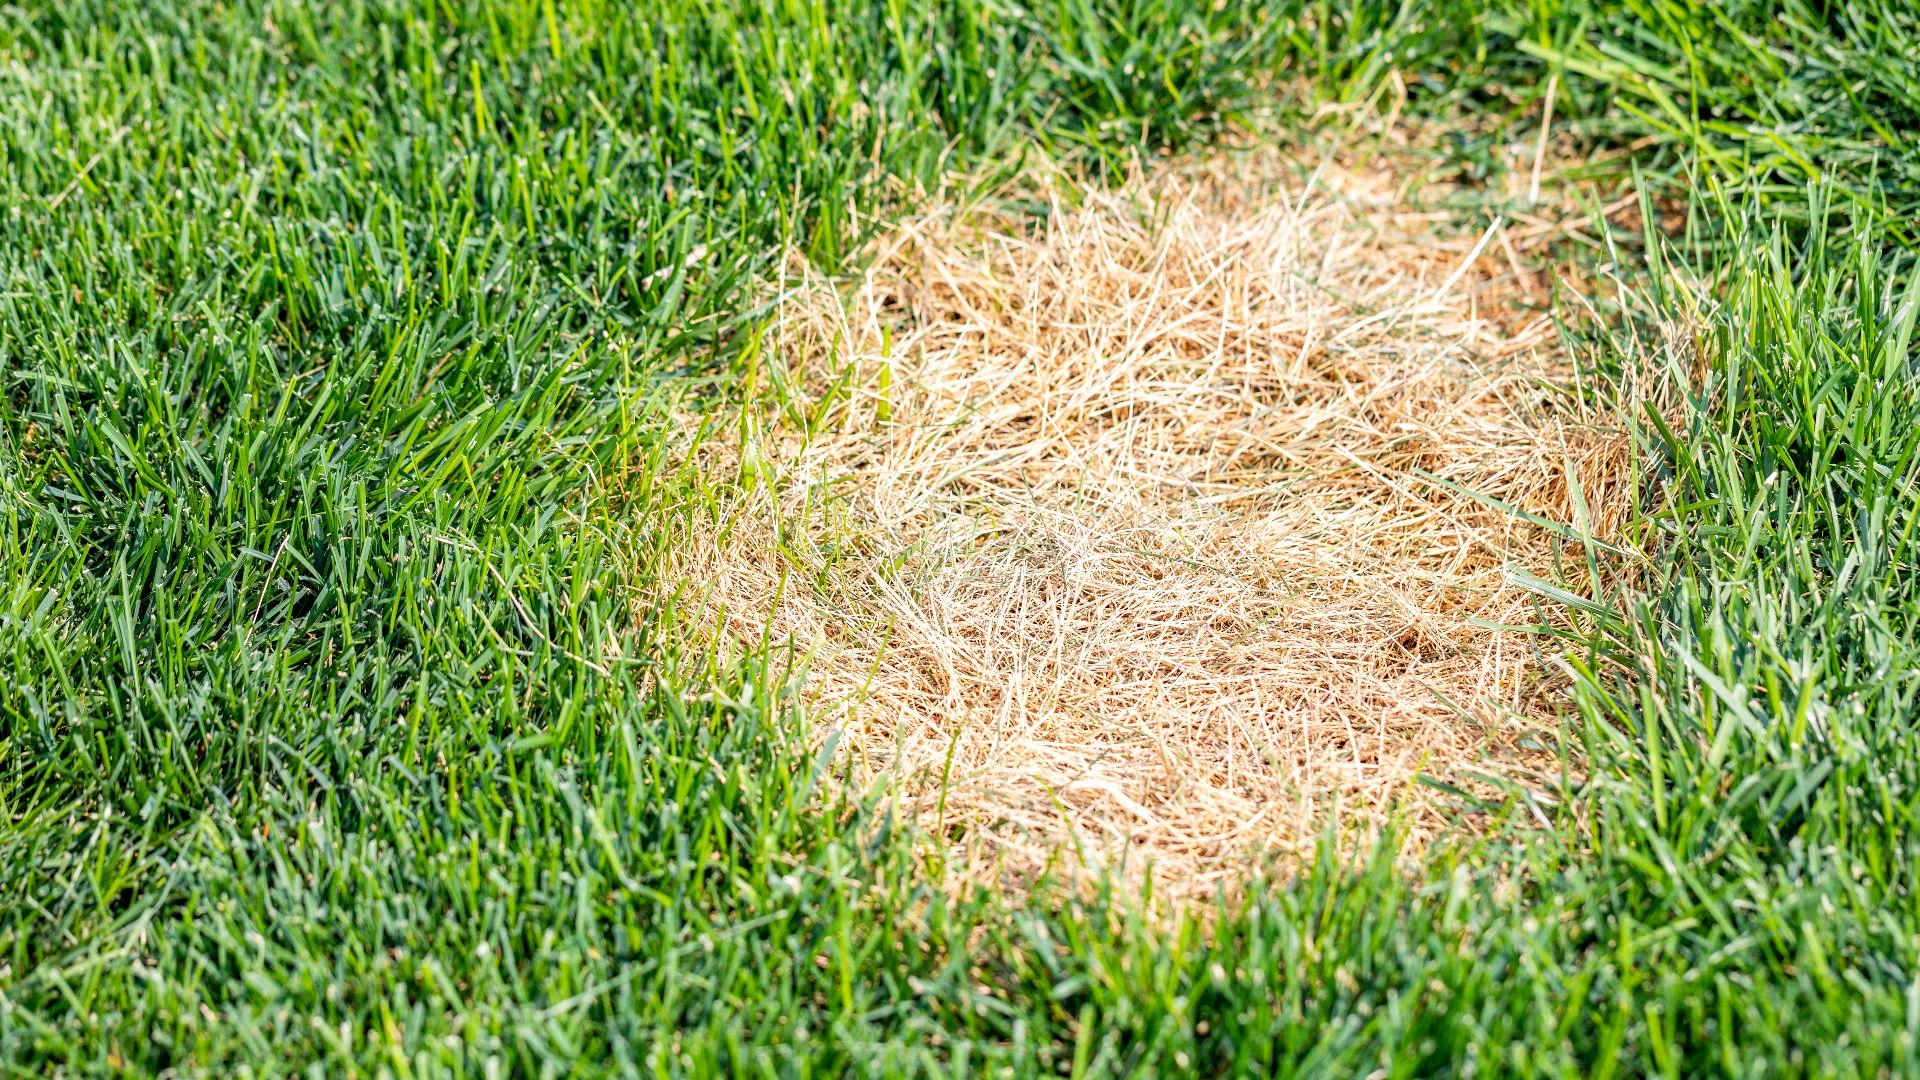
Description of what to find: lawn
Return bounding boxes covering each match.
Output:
[3,0,1920,1075]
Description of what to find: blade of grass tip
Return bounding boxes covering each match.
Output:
[1529,73,1558,207]
[1433,216,1503,305]
[1411,466,1631,556]
[1563,457,1607,606]
[1505,566,1620,622]
[1497,220,1538,300]
[1674,645,1760,773]
[796,728,845,812]
[934,723,961,837]
[875,324,892,424]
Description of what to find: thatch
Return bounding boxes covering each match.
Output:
[665,146,1631,900]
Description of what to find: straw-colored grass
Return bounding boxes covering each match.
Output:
[668,147,1631,900]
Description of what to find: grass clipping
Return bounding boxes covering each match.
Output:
[675,150,1628,899]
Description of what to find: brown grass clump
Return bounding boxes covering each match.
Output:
[665,147,1632,901]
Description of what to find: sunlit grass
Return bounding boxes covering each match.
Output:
[2,0,1919,1074]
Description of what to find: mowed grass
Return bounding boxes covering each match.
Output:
[1,0,1920,1075]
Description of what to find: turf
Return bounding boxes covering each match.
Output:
[3,0,1920,1076]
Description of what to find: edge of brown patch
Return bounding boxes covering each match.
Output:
[655,143,1634,904]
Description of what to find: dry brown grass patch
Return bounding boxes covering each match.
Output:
[664,146,1631,901]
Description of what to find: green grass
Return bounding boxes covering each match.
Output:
[4,0,1920,1075]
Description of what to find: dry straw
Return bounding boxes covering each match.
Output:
[664,145,1632,902]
